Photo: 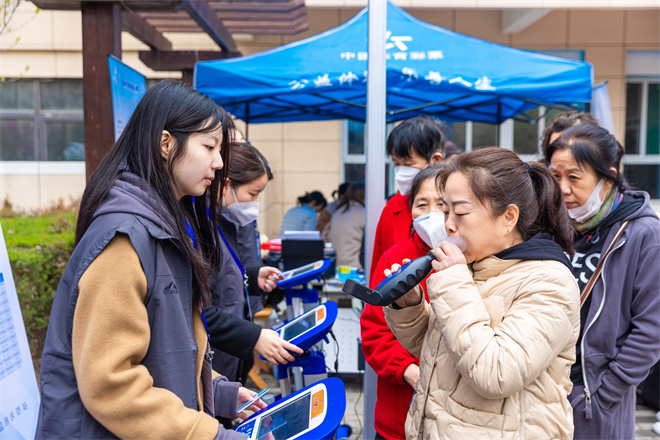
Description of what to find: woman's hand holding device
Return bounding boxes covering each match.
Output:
[255,329,304,364]
[236,387,268,419]
[259,267,283,292]
[384,259,424,310]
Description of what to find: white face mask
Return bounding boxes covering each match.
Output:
[394,166,422,196]
[225,187,260,226]
[413,212,447,249]
[568,179,606,223]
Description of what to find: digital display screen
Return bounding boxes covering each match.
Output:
[256,393,311,440]
[289,262,316,278]
[281,312,317,341]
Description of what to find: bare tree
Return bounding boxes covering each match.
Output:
[1,1,40,81]
[1,0,22,35]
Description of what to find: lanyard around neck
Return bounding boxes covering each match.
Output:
[217,225,253,321]
[183,220,214,368]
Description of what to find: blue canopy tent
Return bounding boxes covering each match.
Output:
[194,2,593,125]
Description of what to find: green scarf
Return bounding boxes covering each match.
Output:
[571,187,623,234]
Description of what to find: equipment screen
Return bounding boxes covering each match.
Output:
[281,312,317,341]
[289,262,316,278]
[256,393,311,440]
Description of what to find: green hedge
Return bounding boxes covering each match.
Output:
[2,210,76,374]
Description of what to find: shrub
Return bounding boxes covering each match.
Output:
[2,206,77,375]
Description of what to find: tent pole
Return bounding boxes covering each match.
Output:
[495,102,502,145]
[245,102,250,141]
[364,1,387,439]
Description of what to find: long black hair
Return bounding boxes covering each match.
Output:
[75,80,234,307]
[297,191,327,209]
[336,182,365,213]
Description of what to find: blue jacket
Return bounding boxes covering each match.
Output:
[571,190,660,439]
[36,173,243,439]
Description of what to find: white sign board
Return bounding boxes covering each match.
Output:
[0,224,40,439]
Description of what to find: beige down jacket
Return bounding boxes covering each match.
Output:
[384,257,579,440]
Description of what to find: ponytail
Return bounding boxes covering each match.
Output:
[297,191,327,209]
[528,162,574,255]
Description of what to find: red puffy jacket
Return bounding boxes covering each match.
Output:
[361,233,431,440]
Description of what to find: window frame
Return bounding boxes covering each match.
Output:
[341,119,394,195]
[625,77,660,164]
[0,79,84,165]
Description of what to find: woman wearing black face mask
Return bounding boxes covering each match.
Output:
[204,142,303,393]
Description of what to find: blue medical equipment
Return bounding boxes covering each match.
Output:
[272,301,338,397]
[276,259,331,321]
[274,300,337,352]
[276,259,331,290]
[235,377,346,440]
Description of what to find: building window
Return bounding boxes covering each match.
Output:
[625,51,660,199]
[624,80,660,198]
[343,120,394,197]
[0,79,84,162]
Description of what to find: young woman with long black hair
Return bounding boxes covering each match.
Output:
[36,81,262,440]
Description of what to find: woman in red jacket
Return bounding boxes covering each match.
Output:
[369,116,445,279]
[361,165,444,440]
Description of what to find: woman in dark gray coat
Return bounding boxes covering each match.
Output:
[546,124,660,440]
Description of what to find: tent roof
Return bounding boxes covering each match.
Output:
[194,2,593,124]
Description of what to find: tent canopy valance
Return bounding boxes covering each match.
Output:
[194,2,593,125]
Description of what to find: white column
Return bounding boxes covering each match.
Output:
[499,118,514,150]
[363,1,387,439]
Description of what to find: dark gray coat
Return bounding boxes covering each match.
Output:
[36,173,242,440]
[570,190,660,439]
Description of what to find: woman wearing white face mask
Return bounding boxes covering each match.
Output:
[546,124,660,440]
[206,142,303,396]
[370,116,445,281]
[361,165,444,440]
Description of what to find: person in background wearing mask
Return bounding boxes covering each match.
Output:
[220,141,277,317]
[205,142,303,393]
[546,124,660,440]
[370,115,445,279]
[361,165,443,440]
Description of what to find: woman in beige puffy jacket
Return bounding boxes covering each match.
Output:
[384,147,580,440]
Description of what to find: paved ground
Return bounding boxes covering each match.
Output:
[637,404,660,440]
[247,371,659,440]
